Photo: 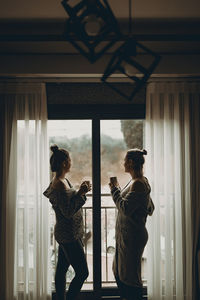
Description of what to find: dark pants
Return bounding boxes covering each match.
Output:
[115,274,143,300]
[55,239,89,300]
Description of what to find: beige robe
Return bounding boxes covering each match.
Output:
[111,177,154,287]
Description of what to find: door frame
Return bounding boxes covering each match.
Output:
[48,103,146,300]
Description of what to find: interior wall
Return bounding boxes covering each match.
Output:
[46,82,146,105]
[0,54,200,76]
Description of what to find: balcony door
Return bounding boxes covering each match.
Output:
[100,120,145,289]
[48,101,146,300]
[47,105,145,299]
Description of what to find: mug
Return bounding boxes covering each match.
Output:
[110,177,117,185]
[85,180,90,187]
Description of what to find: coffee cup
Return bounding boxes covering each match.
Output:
[85,180,90,187]
[110,177,117,185]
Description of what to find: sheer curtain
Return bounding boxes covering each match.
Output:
[145,81,200,300]
[1,83,51,300]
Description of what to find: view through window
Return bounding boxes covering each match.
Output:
[47,119,145,290]
[16,118,173,295]
[48,120,93,290]
[16,119,145,292]
[100,120,146,287]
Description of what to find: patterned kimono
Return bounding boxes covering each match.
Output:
[43,181,86,243]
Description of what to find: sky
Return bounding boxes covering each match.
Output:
[48,120,124,139]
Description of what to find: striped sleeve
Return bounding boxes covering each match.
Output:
[111,187,146,216]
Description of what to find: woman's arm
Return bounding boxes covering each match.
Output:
[147,197,155,216]
[55,181,86,218]
[111,180,146,216]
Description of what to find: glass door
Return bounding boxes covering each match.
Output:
[100,120,146,287]
[47,118,145,297]
[48,120,93,290]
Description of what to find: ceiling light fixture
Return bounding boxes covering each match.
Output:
[101,0,161,101]
[61,0,121,63]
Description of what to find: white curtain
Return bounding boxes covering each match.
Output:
[145,81,200,300]
[1,83,51,300]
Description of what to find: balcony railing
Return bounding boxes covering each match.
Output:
[17,194,147,291]
[50,194,147,290]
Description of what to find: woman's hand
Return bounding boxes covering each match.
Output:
[78,181,92,196]
[109,181,119,190]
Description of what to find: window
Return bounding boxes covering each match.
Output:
[16,102,146,297]
[100,120,146,287]
[48,120,93,290]
[47,117,145,292]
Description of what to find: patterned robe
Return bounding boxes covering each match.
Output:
[43,182,86,243]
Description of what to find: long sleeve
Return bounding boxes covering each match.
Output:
[111,187,146,216]
[57,189,86,219]
[147,196,155,215]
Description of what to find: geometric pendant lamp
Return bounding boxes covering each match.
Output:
[101,37,161,101]
[61,0,121,63]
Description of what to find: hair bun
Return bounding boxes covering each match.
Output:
[50,144,59,153]
[142,149,147,155]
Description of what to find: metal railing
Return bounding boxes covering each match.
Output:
[17,193,147,290]
[50,194,147,289]
[50,202,118,288]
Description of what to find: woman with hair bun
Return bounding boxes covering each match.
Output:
[43,145,91,300]
[109,148,154,300]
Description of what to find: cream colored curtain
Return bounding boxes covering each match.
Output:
[145,81,200,300]
[0,83,51,300]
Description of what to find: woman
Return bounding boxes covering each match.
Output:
[109,149,154,300]
[43,145,90,300]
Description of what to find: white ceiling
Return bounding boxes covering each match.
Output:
[0,0,200,20]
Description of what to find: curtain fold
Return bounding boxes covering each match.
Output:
[0,83,51,300]
[189,91,200,300]
[145,81,200,300]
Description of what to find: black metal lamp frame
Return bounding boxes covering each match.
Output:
[101,37,161,101]
[61,0,121,63]
[61,0,161,101]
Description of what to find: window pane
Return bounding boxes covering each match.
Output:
[48,120,93,290]
[100,120,145,287]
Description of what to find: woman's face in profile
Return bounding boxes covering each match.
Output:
[64,157,71,173]
[124,156,131,173]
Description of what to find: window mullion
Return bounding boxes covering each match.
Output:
[92,118,102,299]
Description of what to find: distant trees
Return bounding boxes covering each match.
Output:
[101,134,125,164]
[49,120,144,186]
[120,120,143,149]
[49,135,92,184]
[49,134,125,186]
[101,135,126,185]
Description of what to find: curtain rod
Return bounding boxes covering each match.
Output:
[0,74,200,83]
